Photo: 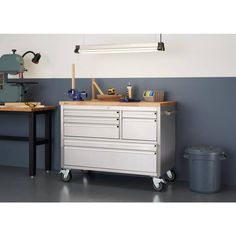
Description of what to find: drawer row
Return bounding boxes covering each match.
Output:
[64,109,158,119]
[63,146,157,174]
[64,138,157,152]
[64,120,157,141]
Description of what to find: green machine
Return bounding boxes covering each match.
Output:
[0,49,41,102]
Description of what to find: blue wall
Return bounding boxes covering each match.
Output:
[0,77,235,185]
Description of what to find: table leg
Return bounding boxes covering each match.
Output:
[29,112,36,177]
[45,111,52,172]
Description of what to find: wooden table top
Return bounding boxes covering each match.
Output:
[59,100,176,107]
[0,105,56,112]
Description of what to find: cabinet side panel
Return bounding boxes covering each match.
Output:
[60,105,64,168]
[160,106,176,176]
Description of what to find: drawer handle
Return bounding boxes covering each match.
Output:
[117,126,119,128]
[154,152,157,155]
[117,111,119,114]
[154,120,157,122]
[117,118,119,121]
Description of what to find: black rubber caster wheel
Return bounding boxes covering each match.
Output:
[61,171,72,182]
[153,178,165,191]
[165,170,176,182]
[153,182,165,191]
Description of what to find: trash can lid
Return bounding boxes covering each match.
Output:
[185,145,224,156]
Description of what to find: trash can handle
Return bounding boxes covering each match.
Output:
[163,110,176,116]
[184,154,190,159]
[221,153,227,160]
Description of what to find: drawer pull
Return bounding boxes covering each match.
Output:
[117,118,119,121]
[117,126,119,128]
[154,120,157,122]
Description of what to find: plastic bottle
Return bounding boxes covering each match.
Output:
[127,82,133,99]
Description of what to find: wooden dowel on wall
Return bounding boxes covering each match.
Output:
[91,79,105,100]
[92,79,96,100]
[93,80,104,95]
[72,64,75,90]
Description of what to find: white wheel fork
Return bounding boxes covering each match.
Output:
[59,169,70,179]
[152,177,166,191]
[153,177,165,186]
[167,170,173,179]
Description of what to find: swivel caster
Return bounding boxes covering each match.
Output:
[152,177,165,191]
[60,169,72,182]
[165,170,176,182]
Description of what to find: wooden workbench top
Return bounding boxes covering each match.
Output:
[0,105,56,112]
[59,100,176,107]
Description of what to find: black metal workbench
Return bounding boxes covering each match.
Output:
[0,106,56,177]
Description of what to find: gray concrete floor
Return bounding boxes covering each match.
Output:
[0,166,236,202]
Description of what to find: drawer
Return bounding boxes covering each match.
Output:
[64,123,119,139]
[64,138,157,152]
[64,117,119,125]
[64,109,119,118]
[64,146,157,173]
[122,118,157,141]
[122,111,157,119]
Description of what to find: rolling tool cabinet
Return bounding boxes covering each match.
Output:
[59,101,176,191]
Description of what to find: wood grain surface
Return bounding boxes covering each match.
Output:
[59,100,176,107]
[0,106,56,112]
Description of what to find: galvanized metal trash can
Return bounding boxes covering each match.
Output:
[184,146,226,193]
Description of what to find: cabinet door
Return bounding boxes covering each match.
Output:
[64,146,157,173]
[122,118,157,141]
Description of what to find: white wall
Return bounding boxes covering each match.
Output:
[0,34,236,78]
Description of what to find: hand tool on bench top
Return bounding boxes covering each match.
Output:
[67,64,87,101]
[91,79,123,101]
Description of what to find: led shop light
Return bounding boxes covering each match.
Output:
[74,34,166,54]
